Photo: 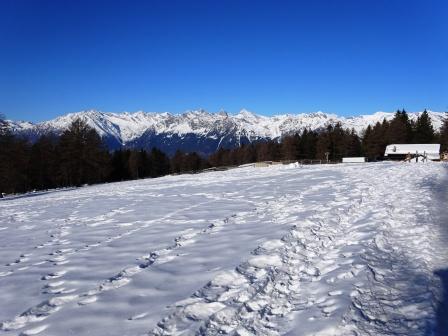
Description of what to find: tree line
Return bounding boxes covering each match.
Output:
[362,109,445,160]
[1,110,447,195]
[210,110,448,166]
[0,118,209,195]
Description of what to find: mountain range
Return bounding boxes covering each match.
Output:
[7,109,446,156]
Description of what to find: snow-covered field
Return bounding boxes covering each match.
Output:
[0,162,447,336]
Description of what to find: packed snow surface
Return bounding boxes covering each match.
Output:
[0,162,447,335]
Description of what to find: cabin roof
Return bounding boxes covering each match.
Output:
[384,144,440,155]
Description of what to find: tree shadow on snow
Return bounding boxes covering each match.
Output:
[355,164,448,336]
[435,269,448,336]
[423,164,448,336]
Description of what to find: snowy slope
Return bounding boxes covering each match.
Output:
[0,162,447,335]
[7,110,446,154]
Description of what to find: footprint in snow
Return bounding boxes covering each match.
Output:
[128,312,149,320]
[20,324,48,335]
[41,270,67,280]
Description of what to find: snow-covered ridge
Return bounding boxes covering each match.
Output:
[7,109,446,146]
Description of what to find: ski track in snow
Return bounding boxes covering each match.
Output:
[0,162,447,336]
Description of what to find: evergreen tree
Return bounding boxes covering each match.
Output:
[362,121,389,160]
[149,148,170,177]
[27,136,58,190]
[170,150,184,174]
[128,150,141,179]
[386,110,413,144]
[440,113,448,152]
[299,129,318,159]
[330,123,346,160]
[109,149,130,181]
[183,152,205,172]
[0,115,30,194]
[315,126,332,161]
[281,134,300,160]
[170,150,207,173]
[209,147,230,167]
[241,143,257,163]
[255,142,271,162]
[413,110,435,143]
[256,141,281,162]
[0,114,11,194]
[58,119,108,186]
[344,129,362,157]
[361,125,374,158]
[138,149,150,177]
[229,146,243,165]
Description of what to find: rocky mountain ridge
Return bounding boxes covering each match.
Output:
[7,109,446,155]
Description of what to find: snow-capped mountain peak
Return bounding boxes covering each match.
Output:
[7,109,446,156]
[236,108,259,119]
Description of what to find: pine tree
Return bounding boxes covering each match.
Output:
[0,115,30,194]
[0,114,10,193]
[58,119,108,186]
[256,142,271,162]
[413,109,435,143]
[27,136,58,190]
[241,143,257,163]
[344,129,362,157]
[0,115,15,194]
[149,148,170,177]
[230,144,254,165]
[256,141,281,162]
[170,150,184,174]
[109,149,130,181]
[330,123,346,160]
[128,150,141,179]
[362,120,390,160]
[209,147,229,167]
[440,113,448,152]
[299,129,317,159]
[316,126,332,161]
[281,134,299,160]
[361,125,374,158]
[386,110,413,144]
[138,150,150,177]
[183,152,205,172]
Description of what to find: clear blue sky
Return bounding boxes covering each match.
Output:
[1,0,447,122]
